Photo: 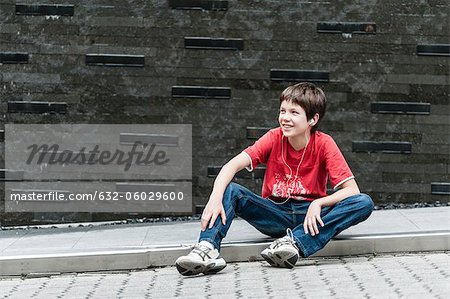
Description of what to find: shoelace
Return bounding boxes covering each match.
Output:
[271,228,299,251]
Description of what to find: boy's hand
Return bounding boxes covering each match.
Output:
[201,196,227,231]
[304,200,325,236]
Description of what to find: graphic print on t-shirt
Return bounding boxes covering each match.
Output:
[271,172,310,199]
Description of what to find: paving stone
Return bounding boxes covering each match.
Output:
[0,252,449,298]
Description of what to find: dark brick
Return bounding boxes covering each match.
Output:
[352,141,412,154]
[172,86,231,99]
[120,133,179,146]
[168,0,228,10]
[15,4,74,16]
[371,102,431,115]
[185,37,244,50]
[8,101,67,114]
[195,204,205,214]
[270,69,329,82]
[85,54,145,67]
[207,166,221,178]
[317,22,376,34]
[0,52,28,64]
[431,182,450,195]
[0,169,24,181]
[207,165,265,180]
[417,44,450,56]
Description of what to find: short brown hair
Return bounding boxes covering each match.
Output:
[279,82,327,132]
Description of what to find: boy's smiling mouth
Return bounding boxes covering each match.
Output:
[281,124,294,129]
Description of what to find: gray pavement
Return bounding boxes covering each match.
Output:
[0,207,449,275]
[0,252,448,299]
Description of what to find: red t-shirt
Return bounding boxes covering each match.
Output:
[243,127,354,201]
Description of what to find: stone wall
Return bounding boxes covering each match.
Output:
[0,0,449,224]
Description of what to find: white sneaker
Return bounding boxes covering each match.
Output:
[175,242,226,276]
[261,228,299,269]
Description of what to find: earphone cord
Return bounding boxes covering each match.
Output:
[267,135,309,205]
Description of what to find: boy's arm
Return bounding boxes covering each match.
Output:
[201,152,251,231]
[304,178,360,236]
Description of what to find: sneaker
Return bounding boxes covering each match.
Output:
[175,242,227,276]
[261,228,299,269]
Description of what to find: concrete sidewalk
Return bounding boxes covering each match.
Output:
[0,207,449,276]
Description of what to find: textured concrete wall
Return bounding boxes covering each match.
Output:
[0,0,449,224]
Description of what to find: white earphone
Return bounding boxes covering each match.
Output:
[308,119,314,125]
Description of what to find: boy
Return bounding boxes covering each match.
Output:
[176,82,374,276]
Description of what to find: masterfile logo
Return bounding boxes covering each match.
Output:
[25,142,170,171]
[4,124,192,213]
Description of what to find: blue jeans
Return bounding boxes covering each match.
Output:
[199,182,374,257]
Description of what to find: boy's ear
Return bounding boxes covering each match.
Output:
[309,113,320,126]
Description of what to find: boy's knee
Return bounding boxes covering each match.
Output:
[224,182,244,201]
[358,193,374,215]
[225,182,239,194]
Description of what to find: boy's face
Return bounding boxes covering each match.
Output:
[278,100,311,138]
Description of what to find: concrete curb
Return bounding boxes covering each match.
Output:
[1,231,449,276]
